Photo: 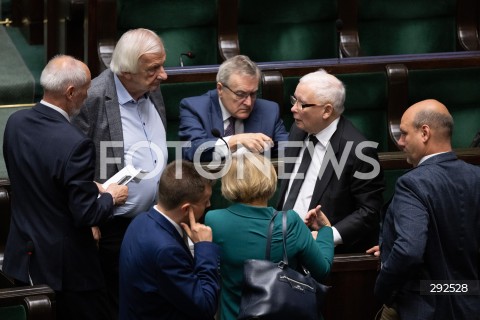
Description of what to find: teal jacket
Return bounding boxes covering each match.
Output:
[205,203,334,320]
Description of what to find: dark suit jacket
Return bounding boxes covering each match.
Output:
[72,69,167,182]
[2,103,114,291]
[178,89,288,161]
[277,116,385,253]
[119,208,221,320]
[375,152,480,320]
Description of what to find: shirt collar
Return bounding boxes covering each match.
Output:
[312,117,340,147]
[114,74,149,105]
[218,96,233,122]
[40,100,70,122]
[153,205,183,237]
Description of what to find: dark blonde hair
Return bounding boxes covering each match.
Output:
[221,154,277,203]
[158,160,212,210]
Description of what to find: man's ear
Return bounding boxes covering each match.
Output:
[421,124,430,142]
[180,203,190,220]
[65,86,75,99]
[322,103,334,119]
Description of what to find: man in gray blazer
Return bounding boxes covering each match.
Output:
[72,28,168,319]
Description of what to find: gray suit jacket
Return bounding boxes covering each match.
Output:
[72,69,167,182]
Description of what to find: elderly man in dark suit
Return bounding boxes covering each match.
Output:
[2,55,128,320]
[277,69,385,254]
[178,55,288,162]
[375,99,480,320]
[72,28,168,319]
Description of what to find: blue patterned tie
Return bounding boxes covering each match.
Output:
[224,117,235,137]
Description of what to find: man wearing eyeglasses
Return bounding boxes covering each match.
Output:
[276,69,385,254]
[179,55,288,162]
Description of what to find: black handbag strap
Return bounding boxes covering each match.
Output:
[265,211,289,264]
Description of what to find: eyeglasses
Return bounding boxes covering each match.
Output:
[290,95,324,110]
[222,83,257,101]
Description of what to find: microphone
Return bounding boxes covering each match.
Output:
[179,51,195,67]
[211,128,231,159]
[26,240,34,285]
[335,19,344,60]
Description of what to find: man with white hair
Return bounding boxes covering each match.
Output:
[277,69,385,254]
[73,28,168,319]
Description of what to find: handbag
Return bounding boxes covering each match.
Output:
[237,211,330,320]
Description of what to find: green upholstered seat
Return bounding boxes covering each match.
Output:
[0,283,55,320]
[383,168,406,202]
[0,305,27,320]
[117,0,220,67]
[357,0,457,56]
[161,81,216,161]
[0,26,36,105]
[0,105,33,178]
[238,0,339,62]
[407,67,480,148]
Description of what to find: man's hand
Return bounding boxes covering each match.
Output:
[105,183,128,206]
[91,226,101,247]
[366,245,380,257]
[229,133,274,153]
[304,205,331,231]
[95,181,106,193]
[181,207,212,243]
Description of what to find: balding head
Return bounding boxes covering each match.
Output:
[398,99,453,166]
[40,55,91,117]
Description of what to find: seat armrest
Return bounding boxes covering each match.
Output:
[456,0,480,51]
[385,64,409,151]
[337,0,361,57]
[217,0,240,60]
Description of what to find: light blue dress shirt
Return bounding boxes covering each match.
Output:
[113,75,167,217]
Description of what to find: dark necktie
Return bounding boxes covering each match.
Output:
[224,117,235,137]
[182,230,193,256]
[282,135,319,210]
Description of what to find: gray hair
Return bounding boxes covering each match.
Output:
[298,69,346,114]
[40,55,88,93]
[110,28,165,75]
[216,55,261,85]
[413,109,454,138]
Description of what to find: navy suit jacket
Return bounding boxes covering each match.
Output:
[376,152,480,320]
[119,208,221,320]
[277,117,385,253]
[2,103,114,291]
[178,89,288,161]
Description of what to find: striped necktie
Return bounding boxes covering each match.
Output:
[224,117,235,136]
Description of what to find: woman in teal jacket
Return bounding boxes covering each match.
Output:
[205,154,334,320]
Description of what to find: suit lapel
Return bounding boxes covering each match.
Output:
[277,125,307,207]
[103,79,124,172]
[209,90,226,135]
[151,90,167,127]
[308,117,345,210]
[148,209,192,257]
[243,107,262,133]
